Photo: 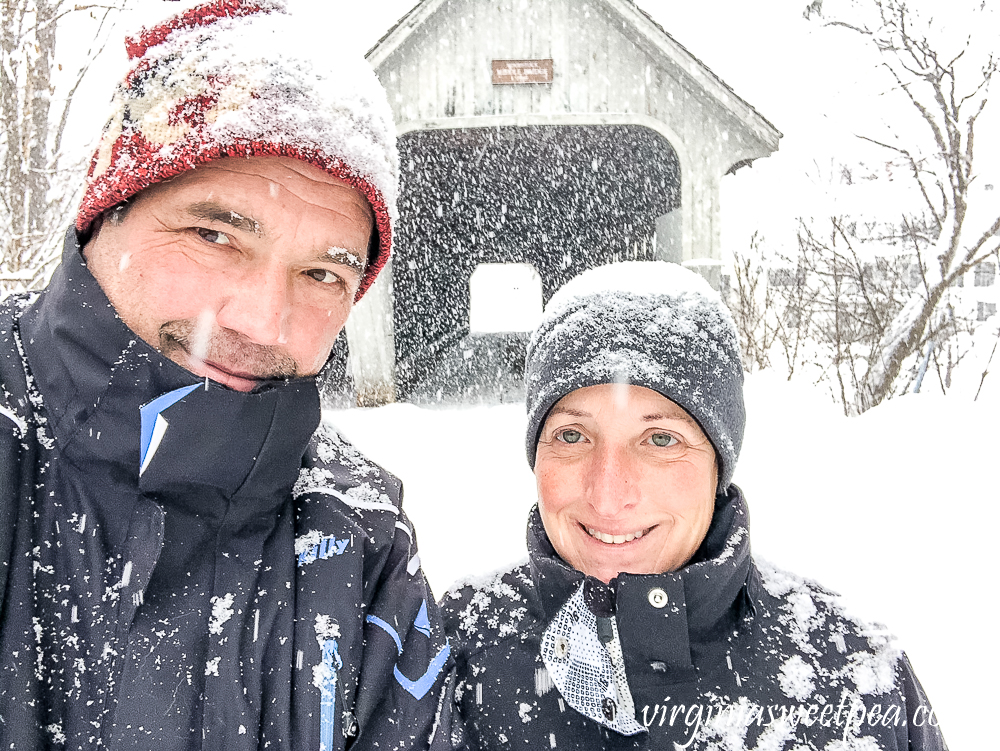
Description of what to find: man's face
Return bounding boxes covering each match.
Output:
[534,384,718,584]
[84,157,373,391]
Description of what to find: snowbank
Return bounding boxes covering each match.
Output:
[328,375,997,748]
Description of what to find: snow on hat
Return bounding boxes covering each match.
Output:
[524,261,746,492]
[76,0,398,300]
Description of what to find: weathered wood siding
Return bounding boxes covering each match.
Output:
[372,0,777,265]
[349,0,780,404]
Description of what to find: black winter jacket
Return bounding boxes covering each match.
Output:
[440,490,947,751]
[0,231,450,750]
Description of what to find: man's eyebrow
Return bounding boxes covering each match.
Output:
[318,246,366,271]
[187,202,262,236]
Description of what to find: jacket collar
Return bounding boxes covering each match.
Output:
[18,228,320,504]
[527,485,754,642]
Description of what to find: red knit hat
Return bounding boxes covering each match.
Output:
[76,0,398,301]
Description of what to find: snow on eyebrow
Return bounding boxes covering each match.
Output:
[322,247,364,269]
[188,202,262,235]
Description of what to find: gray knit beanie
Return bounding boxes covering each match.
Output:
[524,261,746,492]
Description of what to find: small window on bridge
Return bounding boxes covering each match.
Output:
[469,263,543,333]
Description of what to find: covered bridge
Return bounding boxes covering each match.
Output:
[338,0,781,406]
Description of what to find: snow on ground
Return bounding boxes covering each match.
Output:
[328,375,997,749]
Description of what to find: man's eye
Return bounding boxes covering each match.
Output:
[196,228,231,246]
[556,429,583,444]
[650,433,677,447]
[306,269,341,285]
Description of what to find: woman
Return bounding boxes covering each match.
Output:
[439,262,945,750]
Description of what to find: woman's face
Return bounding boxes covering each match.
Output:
[534,384,718,584]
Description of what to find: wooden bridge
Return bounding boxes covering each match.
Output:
[340,0,781,405]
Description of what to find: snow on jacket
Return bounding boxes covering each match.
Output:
[439,489,946,751]
[0,230,450,750]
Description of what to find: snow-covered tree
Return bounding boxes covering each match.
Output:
[1,0,128,295]
[809,0,1000,412]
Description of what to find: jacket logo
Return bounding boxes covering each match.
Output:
[366,600,451,700]
[295,532,351,567]
[138,384,200,475]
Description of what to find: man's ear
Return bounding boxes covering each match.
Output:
[364,229,377,273]
[83,201,132,251]
[79,213,104,260]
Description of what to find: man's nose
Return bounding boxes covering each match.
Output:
[216,264,291,345]
[586,443,638,518]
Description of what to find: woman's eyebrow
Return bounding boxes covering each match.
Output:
[187,201,262,236]
[643,411,697,425]
[548,407,591,419]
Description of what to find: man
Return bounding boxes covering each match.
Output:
[0,2,449,749]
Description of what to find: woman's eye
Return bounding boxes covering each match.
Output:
[650,433,677,447]
[306,268,340,285]
[556,429,583,444]
[196,228,231,246]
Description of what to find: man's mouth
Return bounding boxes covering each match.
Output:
[158,320,298,390]
[194,359,265,392]
[585,526,654,545]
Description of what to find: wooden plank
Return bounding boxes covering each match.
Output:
[615,22,647,114]
[601,7,623,113]
[438,0,458,119]
[598,2,643,114]
[589,4,609,113]
[508,0,526,115]
[548,0,569,113]
[417,21,436,120]
[456,0,477,118]
[566,1,587,114]
[470,0,488,116]
[492,0,511,115]
[533,0,554,114]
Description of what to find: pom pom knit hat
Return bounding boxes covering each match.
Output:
[76,0,399,301]
[524,261,746,492]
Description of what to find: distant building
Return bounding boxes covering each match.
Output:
[340,0,781,406]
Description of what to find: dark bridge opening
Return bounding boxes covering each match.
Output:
[393,123,681,402]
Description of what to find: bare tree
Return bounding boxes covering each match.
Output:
[729,233,779,373]
[1,0,128,294]
[815,0,1000,412]
[729,233,819,380]
[791,215,960,412]
[730,208,982,411]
